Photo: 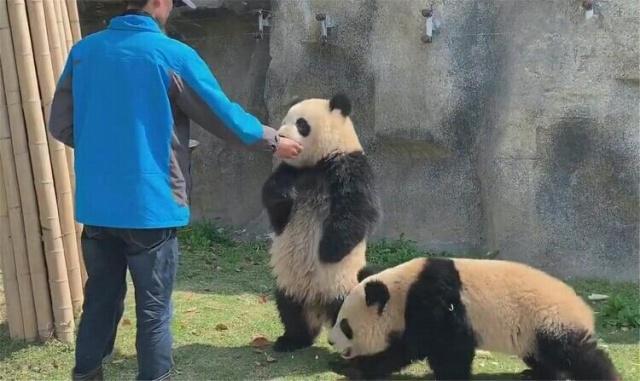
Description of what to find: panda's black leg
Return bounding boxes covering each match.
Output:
[273,289,318,352]
[325,296,345,327]
[521,355,558,380]
[427,345,474,380]
[533,330,618,381]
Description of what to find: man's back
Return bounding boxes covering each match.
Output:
[51,13,270,229]
[71,15,190,228]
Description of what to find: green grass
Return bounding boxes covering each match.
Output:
[0,224,638,380]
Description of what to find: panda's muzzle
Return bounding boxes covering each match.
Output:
[341,348,353,359]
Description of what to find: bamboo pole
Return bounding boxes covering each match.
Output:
[52,0,87,284]
[43,0,64,76]
[0,72,26,341]
[59,0,72,52]
[0,163,26,339]
[0,52,36,341]
[63,0,85,285]
[65,0,84,300]
[54,0,67,53]
[65,0,81,43]
[55,0,85,287]
[62,0,85,286]
[6,0,74,342]
[47,0,87,311]
[0,0,53,341]
[27,0,83,317]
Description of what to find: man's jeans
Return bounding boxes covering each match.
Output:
[73,226,179,381]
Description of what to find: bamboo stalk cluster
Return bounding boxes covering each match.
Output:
[0,0,84,343]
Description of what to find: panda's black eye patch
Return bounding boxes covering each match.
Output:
[340,318,353,340]
[296,118,311,137]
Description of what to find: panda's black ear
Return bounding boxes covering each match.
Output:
[364,280,389,315]
[329,93,351,117]
[357,265,383,283]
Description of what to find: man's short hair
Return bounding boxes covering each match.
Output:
[125,0,149,8]
[123,0,197,9]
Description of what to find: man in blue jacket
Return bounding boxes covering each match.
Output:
[48,1,302,380]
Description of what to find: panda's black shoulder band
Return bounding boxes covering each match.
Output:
[329,93,351,117]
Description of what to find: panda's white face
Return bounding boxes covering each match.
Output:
[329,260,427,359]
[277,97,362,168]
[328,316,356,359]
[328,280,397,359]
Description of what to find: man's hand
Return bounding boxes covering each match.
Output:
[275,136,303,159]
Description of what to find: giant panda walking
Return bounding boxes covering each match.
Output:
[262,94,380,352]
[328,257,620,380]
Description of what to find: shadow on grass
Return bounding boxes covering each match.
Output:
[174,240,276,296]
[330,359,524,381]
[392,373,523,380]
[105,343,525,381]
[105,343,338,380]
[0,323,31,362]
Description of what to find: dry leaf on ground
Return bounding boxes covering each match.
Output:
[250,335,271,348]
[215,323,228,331]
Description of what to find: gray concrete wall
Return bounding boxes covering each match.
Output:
[79,0,639,281]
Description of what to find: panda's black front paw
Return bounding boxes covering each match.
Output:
[330,360,365,380]
[520,368,556,381]
[341,366,366,380]
[273,335,312,352]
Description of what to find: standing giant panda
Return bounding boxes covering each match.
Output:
[328,257,619,380]
[262,94,380,352]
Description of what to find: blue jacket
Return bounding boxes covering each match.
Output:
[49,13,278,229]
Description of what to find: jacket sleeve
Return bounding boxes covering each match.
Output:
[48,52,74,147]
[172,47,278,152]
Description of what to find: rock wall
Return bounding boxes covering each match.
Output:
[79,0,639,280]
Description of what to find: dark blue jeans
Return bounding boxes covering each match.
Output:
[73,226,179,381]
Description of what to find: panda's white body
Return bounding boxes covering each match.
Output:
[270,218,366,304]
[329,257,618,380]
[454,258,594,357]
[262,94,379,352]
